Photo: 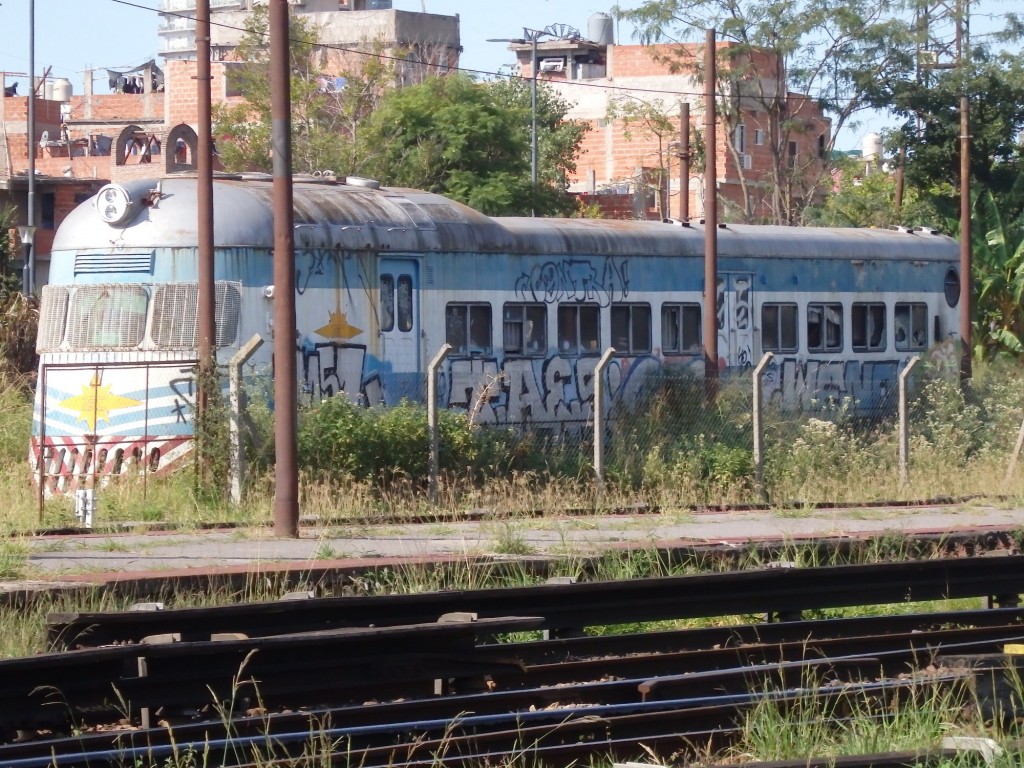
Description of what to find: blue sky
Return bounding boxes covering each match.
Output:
[0,0,1011,152]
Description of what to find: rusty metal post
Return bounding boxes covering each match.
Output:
[899,356,920,486]
[593,347,616,484]
[753,352,773,501]
[196,0,215,415]
[427,344,452,503]
[703,28,719,399]
[679,102,689,221]
[271,0,299,537]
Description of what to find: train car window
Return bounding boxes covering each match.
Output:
[761,303,797,353]
[852,302,886,352]
[214,282,242,346]
[379,274,395,332]
[557,304,601,355]
[397,275,414,333]
[895,302,928,350]
[662,303,702,355]
[944,268,960,308]
[807,303,843,353]
[446,303,492,356]
[611,303,652,354]
[67,284,148,349]
[37,285,70,351]
[503,303,546,356]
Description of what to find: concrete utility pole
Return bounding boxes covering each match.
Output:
[957,0,972,386]
[703,28,719,398]
[271,0,299,538]
[25,0,35,294]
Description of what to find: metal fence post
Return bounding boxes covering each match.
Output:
[428,344,453,503]
[753,352,774,502]
[593,347,616,484]
[898,356,920,486]
[229,334,264,504]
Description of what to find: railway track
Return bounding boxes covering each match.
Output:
[5,556,1023,766]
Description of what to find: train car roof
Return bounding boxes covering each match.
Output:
[53,175,958,261]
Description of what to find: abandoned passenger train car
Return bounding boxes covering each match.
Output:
[31,175,961,490]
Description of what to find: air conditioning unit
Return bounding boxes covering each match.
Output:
[539,58,565,73]
[741,154,753,170]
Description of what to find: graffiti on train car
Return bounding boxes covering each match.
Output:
[515,257,630,306]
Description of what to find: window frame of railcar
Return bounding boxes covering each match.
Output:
[66,284,149,350]
[894,302,928,351]
[379,274,395,332]
[611,302,652,355]
[445,302,493,356]
[851,302,886,352]
[807,302,843,353]
[557,303,601,355]
[760,302,798,354]
[661,302,702,355]
[502,303,546,357]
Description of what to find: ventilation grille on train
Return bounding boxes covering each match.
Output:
[74,252,154,274]
[151,282,242,348]
[37,285,69,352]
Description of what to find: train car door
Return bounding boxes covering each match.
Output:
[717,273,754,369]
[378,258,421,396]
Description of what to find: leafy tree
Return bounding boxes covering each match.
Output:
[972,186,1024,359]
[870,47,1024,224]
[354,74,589,216]
[213,7,395,175]
[614,0,918,224]
[808,154,943,230]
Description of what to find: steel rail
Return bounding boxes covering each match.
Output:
[47,555,1024,649]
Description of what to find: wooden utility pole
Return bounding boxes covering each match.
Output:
[271,0,299,537]
[703,28,718,398]
[679,102,689,222]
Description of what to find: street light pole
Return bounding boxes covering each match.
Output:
[17,226,36,291]
[25,0,36,294]
[530,32,538,189]
[487,28,546,216]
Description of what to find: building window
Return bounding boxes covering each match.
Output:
[503,303,546,356]
[817,133,827,160]
[41,192,56,230]
[611,303,651,354]
[557,304,600,355]
[788,140,798,169]
[761,303,798,353]
[807,303,843,353]
[754,128,764,146]
[734,123,746,153]
[895,302,928,350]
[662,303,701,355]
[446,303,492,355]
[852,302,886,351]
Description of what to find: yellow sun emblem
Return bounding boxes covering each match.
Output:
[315,310,362,340]
[58,374,142,432]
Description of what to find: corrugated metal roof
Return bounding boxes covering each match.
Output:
[53,176,959,262]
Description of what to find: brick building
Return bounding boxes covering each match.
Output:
[500,28,831,223]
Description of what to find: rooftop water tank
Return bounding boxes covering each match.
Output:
[588,12,614,46]
[862,132,882,163]
[52,77,72,102]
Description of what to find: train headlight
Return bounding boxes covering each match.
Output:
[95,184,133,225]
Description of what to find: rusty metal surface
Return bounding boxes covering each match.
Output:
[53,176,959,262]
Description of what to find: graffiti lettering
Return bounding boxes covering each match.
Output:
[515,258,630,306]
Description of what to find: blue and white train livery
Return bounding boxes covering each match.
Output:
[31,174,962,492]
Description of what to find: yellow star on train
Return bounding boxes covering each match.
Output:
[58,374,142,432]
[315,309,362,340]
